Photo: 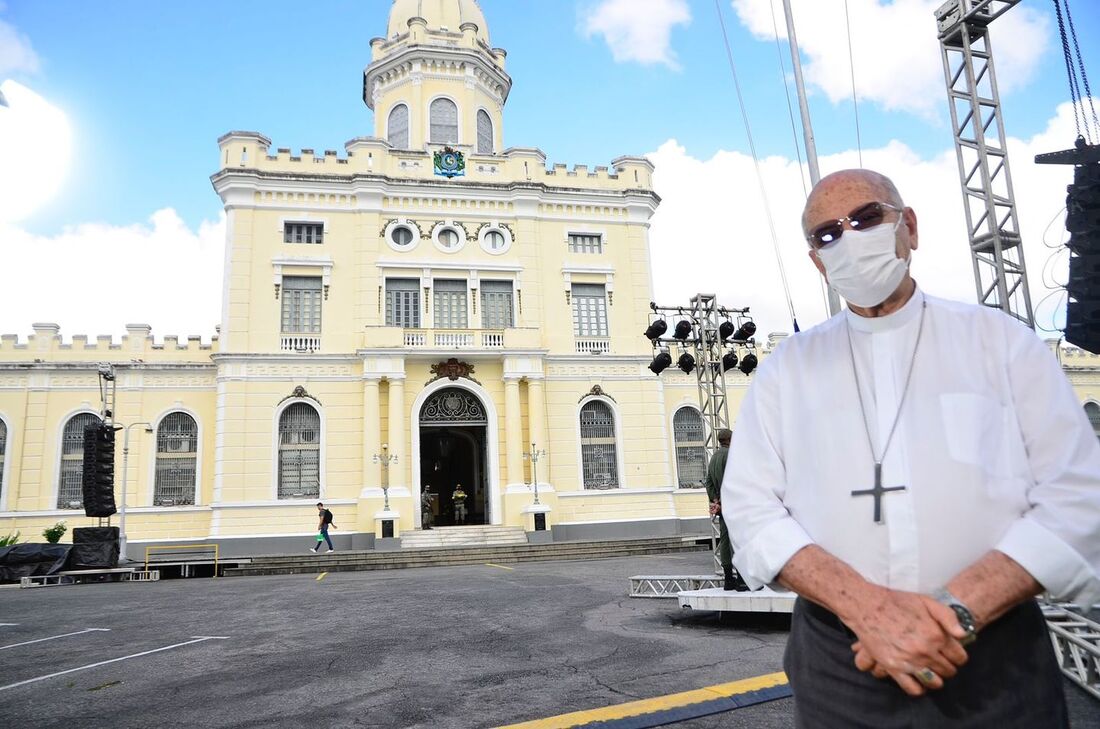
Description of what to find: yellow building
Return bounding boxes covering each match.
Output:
[2,1,1099,556]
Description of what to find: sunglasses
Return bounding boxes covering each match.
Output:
[807,201,904,249]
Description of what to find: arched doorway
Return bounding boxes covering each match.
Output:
[419,387,489,526]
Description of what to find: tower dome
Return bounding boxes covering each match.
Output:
[387,0,490,44]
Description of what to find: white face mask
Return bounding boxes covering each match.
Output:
[816,216,908,308]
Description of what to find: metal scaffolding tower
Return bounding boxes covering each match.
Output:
[936,0,1034,326]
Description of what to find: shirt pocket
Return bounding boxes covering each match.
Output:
[939,392,1020,486]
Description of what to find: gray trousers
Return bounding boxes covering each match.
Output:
[785,598,1068,729]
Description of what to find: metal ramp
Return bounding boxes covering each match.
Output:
[679,586,797,614]
[20,568,160,588]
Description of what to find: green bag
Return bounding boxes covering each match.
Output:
[315,532,324,542]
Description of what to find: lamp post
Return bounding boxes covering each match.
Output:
[373,443,397,511]
[523,443,546,505]
[120,421,154,563]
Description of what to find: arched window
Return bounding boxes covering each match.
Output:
[58,412,100,509]
[430,98,459,144]
[476,109,494,154]
[673,408,706,489]
[580,400,619,489]
[278,403,321,499]
[154,412,198,506]
[387,104,409,149]
[1086,402,1100,439]
[0,418,7,499]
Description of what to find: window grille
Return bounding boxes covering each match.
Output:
[481,281,514,329]
[476,110,494,154]
[568,233,603,254]
[58,412,100,509]
[580,400,619,489]
[1087,402,1100,439]
[430,98,459,144]
[571,284,608,337]
[283,222,324,245]
[278,403,321,499]
[673,408,706,489]
[434,279,468,329]
[388,104,410,149]
[154,412,198,506]
[0,419,6,498]
[386,278,421,328]
[281,276,322,334]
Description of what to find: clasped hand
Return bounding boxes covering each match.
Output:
[845,587,969,697]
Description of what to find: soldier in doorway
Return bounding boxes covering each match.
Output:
[453,483,468,525]
[705,429,747,591]
[421,487,434,530]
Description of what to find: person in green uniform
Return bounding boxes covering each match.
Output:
[705,428,747,591]
[453,483,468,525]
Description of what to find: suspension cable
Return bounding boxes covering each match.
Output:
[713,0,800,330]
[843,0,864,166]
[1053,0,1099,143]
[1062,0,1100,138]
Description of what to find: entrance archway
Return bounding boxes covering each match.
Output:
[415,386,494,526]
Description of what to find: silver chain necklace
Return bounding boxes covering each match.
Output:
[846,296,927,524]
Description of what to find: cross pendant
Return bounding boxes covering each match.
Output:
[850,462,906,524]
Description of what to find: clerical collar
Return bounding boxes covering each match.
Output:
[844,284,925,334]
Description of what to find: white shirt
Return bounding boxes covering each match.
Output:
[722,287,1100,606]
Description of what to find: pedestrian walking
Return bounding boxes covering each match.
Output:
[310,502,336,553]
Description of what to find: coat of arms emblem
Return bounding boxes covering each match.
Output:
[433,147,466,178]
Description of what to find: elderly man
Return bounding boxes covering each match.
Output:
[722,169,1100,727]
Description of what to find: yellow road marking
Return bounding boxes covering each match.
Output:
[496,671,788,729]
[316,572,328,581]
[484,563,515,571]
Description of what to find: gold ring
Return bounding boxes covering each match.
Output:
[914,668,937,687]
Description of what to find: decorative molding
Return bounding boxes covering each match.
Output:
[419,387,488,425]
[427,358,481,385]
[580,384,615,403]
[278,385,322,406]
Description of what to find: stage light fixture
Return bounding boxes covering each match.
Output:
[719,321,736,341]
[643,319,668,340]
[738,353,759,375]
[677,353,696,374]
[722,351,739,372]
[673,320,693,340]
[649,351,672,375]
[733,321,757,342]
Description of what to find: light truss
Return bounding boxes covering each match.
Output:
[1041,602,1100,700]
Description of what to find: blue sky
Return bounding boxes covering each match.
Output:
[1,0,1098,336]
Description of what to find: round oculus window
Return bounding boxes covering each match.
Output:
[391,225,415,247]
[485,230,505,250]
[439,228,460,249]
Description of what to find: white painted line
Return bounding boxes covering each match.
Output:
[0,636,229,692]
[0,623,18,627]
[0,628,111,651]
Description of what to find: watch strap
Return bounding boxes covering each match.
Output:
[932,588,978,645]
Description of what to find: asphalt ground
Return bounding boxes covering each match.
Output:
[0,552,1096,729]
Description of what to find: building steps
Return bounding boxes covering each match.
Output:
[225,536,708,577]
[397,525,528,549]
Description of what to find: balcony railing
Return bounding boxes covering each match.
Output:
[281,334,321,353]
[575,337,610,354]
[402,329,506,349]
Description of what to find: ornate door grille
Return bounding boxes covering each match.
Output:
[58,412,99,509]
[421,388,487,427]
[154,412,198,505]
[673,407,706,489]
[580,400,619,489]
[278,403,321,499]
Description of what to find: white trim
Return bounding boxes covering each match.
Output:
[271,398,327,501]
[219,209,235,349]
[575,395,626,491]
[669,404,703,490]
[558,487,676,499]
[0,412,12,513]
[411,379,501,527]
[477,222,512,255]
[554,515,679,525]
[384,218,420,252]
[210,498,355,510]
[146,407,204,508]
[52,407,100,511]
[377,260,522,274]
[431,220,468,254]
[426,95,461,146]
[385,102,410,149]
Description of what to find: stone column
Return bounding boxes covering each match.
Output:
[386,377,406,488]
[527,378,548,480]
[504,377,523,485]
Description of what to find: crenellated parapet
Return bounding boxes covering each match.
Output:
[0,323,218,364]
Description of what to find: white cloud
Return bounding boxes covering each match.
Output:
[0,16,40,76]
[0,210,226,340]
[0,80,72,222]
[580,0,691,69]
[731,0,1049,117]
[648,102,1081,337]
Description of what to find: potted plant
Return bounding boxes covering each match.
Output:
[42,521,67,544]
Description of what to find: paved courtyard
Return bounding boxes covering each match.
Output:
[0,552,1096,728]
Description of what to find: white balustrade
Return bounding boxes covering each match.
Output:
[575,338,610,354]
[280,335,321,353]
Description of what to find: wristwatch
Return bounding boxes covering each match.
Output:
[932,589,978,646]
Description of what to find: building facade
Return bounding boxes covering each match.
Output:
[2,1,1099,555]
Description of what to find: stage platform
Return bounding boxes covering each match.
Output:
[678,586,797,613]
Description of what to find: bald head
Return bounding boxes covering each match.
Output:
[801,169,904,234]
